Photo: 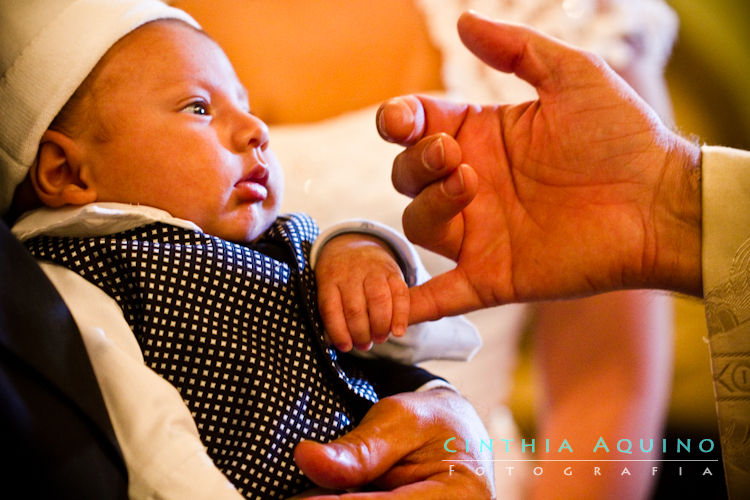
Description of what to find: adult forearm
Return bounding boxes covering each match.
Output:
[531,291,673,499]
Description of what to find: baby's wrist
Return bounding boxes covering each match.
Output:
[311,219,420,286]
[324,233,397,259]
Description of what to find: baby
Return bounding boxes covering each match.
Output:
[1,1,478,498]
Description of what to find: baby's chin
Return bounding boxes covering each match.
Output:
[209,211,278,244]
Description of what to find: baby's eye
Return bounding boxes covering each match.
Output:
[181,101,209,116]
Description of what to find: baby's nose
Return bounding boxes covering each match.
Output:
[234,112,269,151]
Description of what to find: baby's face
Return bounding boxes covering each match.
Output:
[71,21,282,242]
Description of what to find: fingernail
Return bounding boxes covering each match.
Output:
[422,136,445,171]
[464,9,492,21]
[441,166,465,197]
[324,444,358,467]
[377,98,414,142]
[376,105,392,141]
[394,98,415,126]
[336,341,352,353]
[355,341,374,352]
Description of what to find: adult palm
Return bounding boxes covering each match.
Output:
[379,12,701,323]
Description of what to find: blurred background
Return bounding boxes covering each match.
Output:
[666,0,750,152]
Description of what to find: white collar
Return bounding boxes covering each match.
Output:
[12,202,201,241]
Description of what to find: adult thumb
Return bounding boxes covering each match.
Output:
[408,269,486,324]
[457,10,579,93]
[293,399,413,489]
[293,440,370,489]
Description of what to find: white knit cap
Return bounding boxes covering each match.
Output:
[0,0,200,215]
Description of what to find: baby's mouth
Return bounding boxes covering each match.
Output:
[235,167,269,202]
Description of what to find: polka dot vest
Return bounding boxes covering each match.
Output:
[25,213,379,498]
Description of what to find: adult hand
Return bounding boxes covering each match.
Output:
[294,388,495,499]
[376,11,703,323]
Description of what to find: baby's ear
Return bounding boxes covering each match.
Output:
[32,130,97,207]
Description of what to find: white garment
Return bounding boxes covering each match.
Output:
[12,202,473,499]
[15,204,241,500]
[701,145,750,496]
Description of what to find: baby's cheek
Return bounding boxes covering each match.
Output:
[266,175,283,213]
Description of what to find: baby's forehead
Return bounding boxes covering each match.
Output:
[88,20,239,93]
[103,20,213,68]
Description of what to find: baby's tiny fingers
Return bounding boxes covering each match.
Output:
[388,275,410,337]
[353,341,374,352]
[318,286,353,352]
[342,285,372,348]
[364,274,393,344]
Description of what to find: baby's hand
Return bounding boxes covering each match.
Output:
[315,234,409,352]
